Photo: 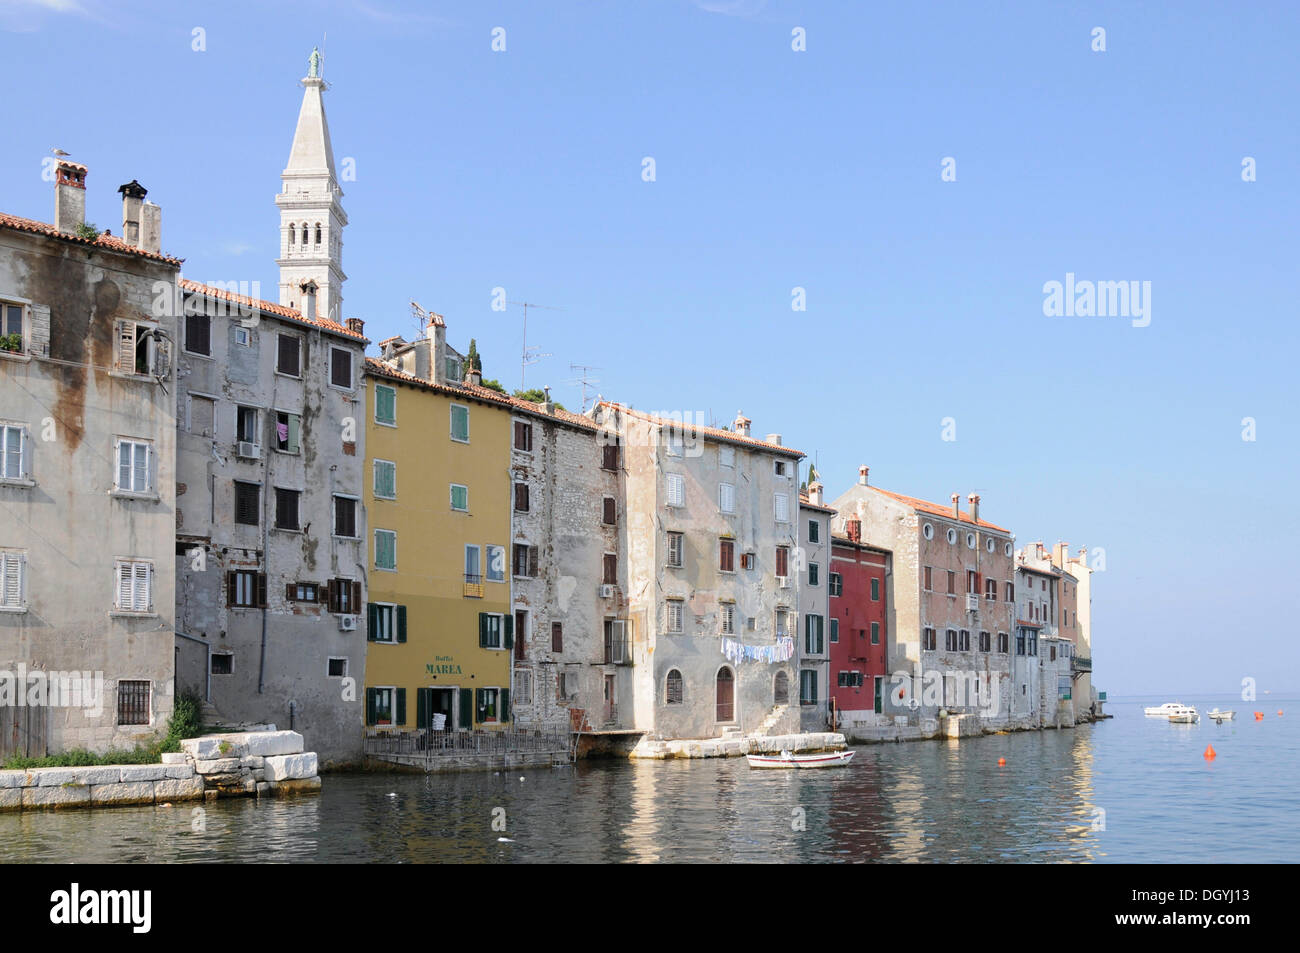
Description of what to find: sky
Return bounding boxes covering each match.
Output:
[2,0,1297,695]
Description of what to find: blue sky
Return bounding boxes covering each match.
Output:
[3,0,1297,695]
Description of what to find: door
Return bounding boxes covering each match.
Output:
[874,676,883,714]
[716,667,735,722]
[603,675,617,725]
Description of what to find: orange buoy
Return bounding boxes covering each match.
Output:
[1204,745,1216,760]
[997,757,1006,766]
[1255,712,1264,720]
[1278,710,1284,716]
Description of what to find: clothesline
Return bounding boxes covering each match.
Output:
[720,636,795,665]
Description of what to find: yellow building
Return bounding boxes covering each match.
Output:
[362,335,515,732]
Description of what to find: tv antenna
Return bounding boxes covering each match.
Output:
[508,299,562,389]
[410,300,442,340]
[564,363,602,412]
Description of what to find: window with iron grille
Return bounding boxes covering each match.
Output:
[210,654,233,675]
[117,680,151,726]
[665,669,683,705]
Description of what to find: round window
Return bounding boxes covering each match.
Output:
[1004,541,1013,557]
[966,533,976,549]
[946,528,957,545]
[923,523,934,540]
[986,538,996,553]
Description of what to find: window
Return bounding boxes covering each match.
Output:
[551,621,563,653]
[374,529,397,571]
[923,566,933,591]
[1028,633,1038,657]
[774,460,789,478]
[604,619,628,664]
[234,326,251,348]
[486,545,506,583]
[115,439,153,494]
[374,460,397,500]
[328,658,348,678]
[959,629,970,652]
[0,551,25,609]
[366,687,399,727]
[1,424,26,480]
[226,569,266,608]
[556,672,573,701]
[513,420,532,451]
[514,482,530,512]
[465,544,481,583]
[287,582,320,602]
[367,603,406,643]
[115,320,157,376]
[946,528,957,545]
[664,431,682,456]
[274,411,300,454]
[327,578,361,614]
[236,405,259,445]
[602,439,620,471]
[805,615,824,655]
[740,551,756,571]
[985,578,998,601]
[829,573,842,596]
[774,493,789,523]
[776,546,790,578]
[666,473,685,507]
[334,496,358,537]
[776,608,791,637]
[987,537,996,553]
[923,627,937,651]
[800,670,818,705]
[450,404,469,442]
[667,532,684,568]
[665,669,684,704]
[116,681,151,726]
[871,577,880,601]
[277,334,302,377]
[512,544,537,577]
[1016,633,1026,656]
[450,483,468,512]
[330,347,353,388]
[374,384,396,425]
[945,629,958,651]
[2,301,24,352]
[514,669,532,706]
[189,396,215,438]
[274,488,300,530]
[234,481,260,525]
[998,632,1009,653]
[808,519,819,542]
[979,630,991,653]
[210,654,233,675]
[719,482,735,514]
[110,559,153,613]
[719,538,735,572]
[603,553,618,585]
[721,602,735,634]
[966,532,976,549]
[946,570,955,595]
[809,562,819,586]
[602,497,617,524]
[718,445,734,468]
[923,522,934,540]
[967,570,979,594]
[185,312,211,356]
[666,599,684,633]
[479,613,504,650]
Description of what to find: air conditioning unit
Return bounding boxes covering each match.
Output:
[237,441,261,460]
[965,593,979,612]
[339,615,358,631]
[599,584,615,598]
[777,576,791,588]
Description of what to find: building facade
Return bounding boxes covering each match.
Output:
[2,163,181,754]
[828,531,891,729]
[797,478,834,731]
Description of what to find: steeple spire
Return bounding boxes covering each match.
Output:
[276,48,347,324]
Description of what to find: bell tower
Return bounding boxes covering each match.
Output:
[276,47,347,323]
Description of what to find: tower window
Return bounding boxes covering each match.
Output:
[288,223,296,245]
[301,225,308,245]
[315,224,322,245]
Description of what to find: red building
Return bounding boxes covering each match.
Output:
[829,531,891,725]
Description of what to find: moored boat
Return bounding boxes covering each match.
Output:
[1168,706,1199,723]
[746,749,854,769]
[1144,701,1189,717]
[1207,709,1236,721]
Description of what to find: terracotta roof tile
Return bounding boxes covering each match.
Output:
[867,486,1010,533]
[0,210,183,265]
[798,493,836,514]
[179,279,366,342]
[598,402,803,457]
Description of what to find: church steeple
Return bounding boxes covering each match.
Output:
[276,47,347,324]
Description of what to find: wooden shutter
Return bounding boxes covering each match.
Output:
[287,414,301,454]
[503,614,513,650]
[416,688,428,730]
[500,688,510,723]
[226,571,238,607]
[365,688,376,726]
[479,612,488,647]
[528,546,537,577]
[116,321,136,371]
[351,581,362,613]
[396,605,407,643]
[552,621,562,653]
[459,688,473,729]
[395,688,406,726]
[256,573,268,608]
[367,603,379,641]
[286,583,296,602]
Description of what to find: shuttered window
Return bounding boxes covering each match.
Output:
[603,553,617,585]
[116,439,153,493]
[666,532,683,568]
[274,412,300,454]
[719,539,734,572]
[450,483,468,512]
[602,497,616,525]
[328,578,362,614]
[330,347,352,388]
[666,473,684,507]
[234,481,260,525]
[277,334,301,376]
[665,669,683,705]
[666,599,684,633]
[374,460,396,499]
[450,404,469,442]
[513,420,532,451]
[274,488,300,530]
[0,551,24,608]
[513,544,537,577]
[334,496,358,537]
[601,441,619,470]
[375,385,396,425]
[776,546,789,577]
[366,603,407,643]
[805,615,824,654]
[514,482,529,512]
[721,603,735,634]
[115,560,153,612]
[1,424,25,480]
[185,312,211,356]
[226,570,267,608]
[719,482,735,514]
[551,621,563,653]
[774,492,790,523]
[374,529,397,571]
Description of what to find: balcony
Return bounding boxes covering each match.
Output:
[463,573,484,599]
[1072,655,1092,673]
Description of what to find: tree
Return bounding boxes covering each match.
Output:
[514,388,565,410]
[465,339,482,373]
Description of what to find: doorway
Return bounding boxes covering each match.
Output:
[716,667,735,722]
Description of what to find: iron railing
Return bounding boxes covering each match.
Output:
[363,727,569,760]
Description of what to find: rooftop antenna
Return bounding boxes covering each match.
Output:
[410,300,432,340]
[563,363,602,412]
[508,299,562,389]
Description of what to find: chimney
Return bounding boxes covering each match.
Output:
[808,480,824,507]
[766,433,782,445]
[139,201,161,254]
[1052,541,1068,569]
[54,161,87,234]
[466,365,482,387]
[300,281,318,322]
[542,385,555,415]
[118,180,147,246]
[951,493,960,519]
[732,412,751,437]
[858,465,869,486]
[1035,541,1045,560]
[846,518,861,543]
[968,493,980,526]
[346,318,365,336]
[426,311,447,384]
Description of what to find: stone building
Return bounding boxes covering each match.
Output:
[828,530,892,730]
[797,476,834,731]
[831,467,1016,730]
[1,162,181,754]
[591,404,804,740]
[172,53,369,766]
[1012,561,1053,727]
[1051,542,1098,720]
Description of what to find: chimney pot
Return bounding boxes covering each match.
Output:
[54,161,87,235]
[466,366,482,387]
[346,317,365,335]
[858,465,869,485]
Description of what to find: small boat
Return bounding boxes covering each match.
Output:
[1207,709,1236,721]
[1144,702,1190,717]
[1168,706,1199,723]
[746,749,854,769]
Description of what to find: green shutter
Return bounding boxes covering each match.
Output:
[395,688,406,726]
[396,604,407,643]
[500,688,510,723]
[479,612,488,648]
[367,603,378,641]
[288,414,300,454]
[503,614,513,649]
[416,688,428,730]
[365,688,376,726]
[459,687,473,729]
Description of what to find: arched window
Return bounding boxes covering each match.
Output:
[314,223,322,244]
[716,667,734,722]
[301,225,308,245]
[774,670,789,705]
[288,223,296,245]
[665,669,683,705]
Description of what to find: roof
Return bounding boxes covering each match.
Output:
[0,210,183,265]
[830,534,892,556]
[179,279,366,342]
[866,485,1010,533]
[598,402,803,457]
[1016,563,1060,578]
[798,493,836,514]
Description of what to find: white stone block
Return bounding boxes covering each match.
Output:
[90,781,155,805]
[154,777,205,800]
[262,752,318,781]
[243,731,304,757]
[0,770,28,789]
[180,737,226,760]
[119,765,167,782]
[35,768,79,787]
[161,752,189,765]
[164,765,195,780]
[194,758,242,775]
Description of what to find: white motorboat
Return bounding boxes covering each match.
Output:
[1207,709,1236,721]
[1169,708,1199,723]
[1144,701,1190,717]
[746,749,854,769]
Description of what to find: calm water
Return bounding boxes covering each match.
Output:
[3,695,1296,863]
